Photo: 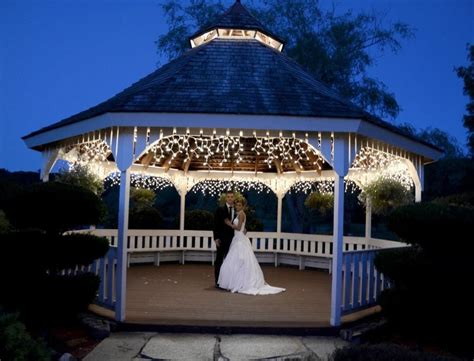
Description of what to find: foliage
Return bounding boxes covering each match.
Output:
[375,202,474,355]
[42,233,110,272]
[0,210,10,233]
[423,157,474,201]
[455,43,474,156]
[359,178,413,215]
[55,164,104,195]
[0,313,51,361]
[330,343,460,361]
[304,192,334,215]
[130,187,156,210]
[431,191,474,209]
[129,187,163,229]
[387,202,474,256]
[0,182,109,323]
[40,273,101,321]
[397,123,464,158]
[0,231,109,273]
[0,230,108,320]
[157,0,415,119]
[4,182,106,234]
[130,207,163,229]
[185,209,214,230]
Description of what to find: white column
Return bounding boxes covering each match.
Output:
[114,128,135,322]
[116,168,130,321]
[330,135,349,327]
[40,148,59,182]
[179,189,186,231]
[276,193,283,234]
[331,174,344,326]
[415,184,422,203]
[365,198,372,239]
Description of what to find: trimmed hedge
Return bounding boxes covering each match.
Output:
[0,231,108,321]
[375,201,474,356]
[4,182,106,233]
[387,203,474,257]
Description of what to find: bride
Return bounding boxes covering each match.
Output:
[218,197,286,295]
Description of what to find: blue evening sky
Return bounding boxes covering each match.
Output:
[1,0,473,172]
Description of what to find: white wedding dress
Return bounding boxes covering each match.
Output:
[218,214,286,295]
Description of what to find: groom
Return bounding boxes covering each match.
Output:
[213,190,235,288]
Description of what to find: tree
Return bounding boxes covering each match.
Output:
[157,0,414,119]
[397,123,464,158]
[129,188,163,229]
[455,43,474,157]
[55,164,104,195]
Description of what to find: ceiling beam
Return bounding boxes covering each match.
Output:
[140,151,155,167]
[183,157,192,174]
[163,154,174,172]
[273,158,282,175]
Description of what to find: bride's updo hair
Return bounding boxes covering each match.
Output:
[234,196,247,208]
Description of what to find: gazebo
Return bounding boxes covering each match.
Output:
[23,0,442,327]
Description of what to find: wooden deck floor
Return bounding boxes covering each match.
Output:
[91,263,380,328]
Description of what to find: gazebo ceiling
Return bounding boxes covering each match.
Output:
[137,135,330,174]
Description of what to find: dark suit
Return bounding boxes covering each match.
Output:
[213,204,235,285]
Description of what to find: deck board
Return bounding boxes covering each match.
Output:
[124,264,333,327]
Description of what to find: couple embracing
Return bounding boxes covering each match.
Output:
[212,191,285,295]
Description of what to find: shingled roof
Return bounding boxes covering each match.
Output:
[23,0,439,152]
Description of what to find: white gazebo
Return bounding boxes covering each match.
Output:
[23,0,442,327]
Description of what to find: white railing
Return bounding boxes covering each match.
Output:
[341,249,392,314]
[74,229,404,256]
[72,229,405,313]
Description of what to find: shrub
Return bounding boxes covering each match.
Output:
[0,313,51,361]
[130,187,156,210]
[377,201,474,355]
[359,178,413,215]
[44,233,110,272]
[185,210,214,230]
[0,210,9,232]
[41,273,101,321]
[0,231,109,273]
[129,207,163,229]
[330,343,459,361]
[4,182,106,233]
[304,192,334,215]
[387,203,474,257]
[431,191,474,209]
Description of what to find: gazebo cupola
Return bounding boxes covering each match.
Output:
[189,0,285,51]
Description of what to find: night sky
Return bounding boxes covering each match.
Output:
[1,0,473,172]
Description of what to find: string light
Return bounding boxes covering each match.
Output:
[104,173,174,191]
[350,147,414,190]
[63,140,111,166]
[144,134,322,171]
[288,179,359,195]
[190,179,272,196]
